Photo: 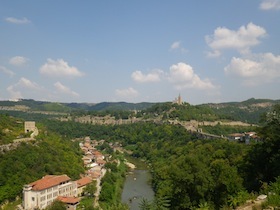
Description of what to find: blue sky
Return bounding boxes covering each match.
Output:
[0,0,280,104]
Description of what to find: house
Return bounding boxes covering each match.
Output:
[57,196,80,210]
[82,156,92,165]
[228,133,244,141]
[244,132,259,144]
[22,175,78,210]
[96,159,106,167]
[86,171,101,180]
[76,177,92,196]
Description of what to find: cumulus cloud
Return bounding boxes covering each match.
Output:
[40,59,84,77]
[9,56,29,66]
[54,82,79,97]
[260,0,280,10]
[170,41,187,53]
[0,66,15,77]
[206,23,267,56]
[131,69,163,83]
[18,77,40,89]
[224,53,280,85]
[5,17,30,24]
[7,77,41,100]
[168,62,216,90]
[115,87,138,98]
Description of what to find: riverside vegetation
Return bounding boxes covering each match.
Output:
[0,101,279,209]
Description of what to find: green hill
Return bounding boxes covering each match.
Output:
[0,98,279,124]
[207,98,280,124]
[0,114,24,145]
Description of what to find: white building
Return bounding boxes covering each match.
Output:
[22,175,78,210]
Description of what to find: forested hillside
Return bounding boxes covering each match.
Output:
[0,114,24,145]
[209,98,280,124]
[0,123,84,204]
[1,102,280,209]
[1,98,279,125]
[0,99,155,112]
[43,105,280,209]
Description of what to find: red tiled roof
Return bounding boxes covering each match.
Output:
[57,196,80,204]
[96,159,106,164]
[28,175,71,191]
[229,133,244,137]
[86,171,101,179]
[93,151,102,156]
[76,177,92,188]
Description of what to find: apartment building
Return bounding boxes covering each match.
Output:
[22,175,78,210]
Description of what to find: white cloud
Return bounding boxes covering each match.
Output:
[7,77,41,100]
[206,23,267,56]
[260,0,280,10]
[40,59,84,77]
[131,69,163,83]
[170,41,187,53]
[18,77,40,89]
[54,82,79,97]
[206,50,221,58]
[7,86,22,99]
[5,17,30,24]
[224,53,280,85]
[0,66,15,77]
[9,56,29,66]
[115,87,138,98]
[170,41,181,50]
[168,62,216,90]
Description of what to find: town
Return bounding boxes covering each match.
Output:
[19,136,125,210]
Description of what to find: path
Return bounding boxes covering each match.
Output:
[93,168,107,208]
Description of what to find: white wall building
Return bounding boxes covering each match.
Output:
[22,175,78,210]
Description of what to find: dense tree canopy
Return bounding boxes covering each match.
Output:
[243,105,280,191]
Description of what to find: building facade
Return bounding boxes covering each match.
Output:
[22,175,78,210]
[24,121,36,133]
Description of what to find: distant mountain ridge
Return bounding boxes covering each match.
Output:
[205,98,280,124]
[0,99,156,112]
[0,98,279,124]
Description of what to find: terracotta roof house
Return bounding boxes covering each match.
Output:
[76,177,92,196]
[86,171,101,180]
[57,196,80,210]
[22,175,78,210]
[96,159,106,166]
[228,133,244,141]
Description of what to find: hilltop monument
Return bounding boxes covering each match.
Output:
[173,94,183,105]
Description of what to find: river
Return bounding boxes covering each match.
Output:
[121,158,155,210]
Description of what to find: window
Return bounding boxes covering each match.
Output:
[40,196,46,201]
[47,194,52,199]
[32,197,35,201]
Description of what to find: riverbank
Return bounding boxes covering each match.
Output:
[124,155,150,170]
[121,156,154,210]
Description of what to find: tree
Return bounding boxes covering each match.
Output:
[45,200,66,210]
[139,196,170,210]
[84,182,97,197]
[243,105,280,191]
